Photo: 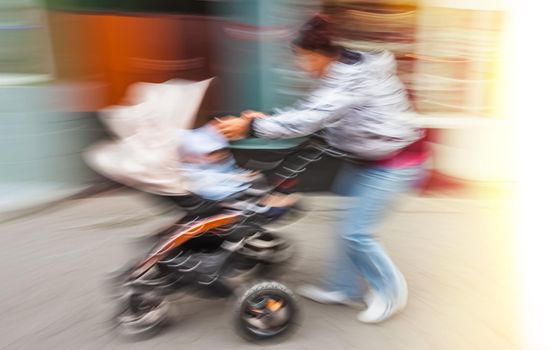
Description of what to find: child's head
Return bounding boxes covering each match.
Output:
[178,125,230,164]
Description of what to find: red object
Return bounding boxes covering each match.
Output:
[376,135,431,169]
[278,178,299,190]
[48,12,217,105]
[376,129,467,193]
[419,170,468,194]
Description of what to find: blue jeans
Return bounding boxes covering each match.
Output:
[325,163,425,302]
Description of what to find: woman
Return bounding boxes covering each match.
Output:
[215,15,429,323]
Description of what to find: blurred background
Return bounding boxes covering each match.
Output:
[0,0,511,208]
[1,1,549,350]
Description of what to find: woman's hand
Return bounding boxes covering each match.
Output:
[212,116,252,140]
[241,110,266,119]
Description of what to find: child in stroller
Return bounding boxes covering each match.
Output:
[176,123,300,212]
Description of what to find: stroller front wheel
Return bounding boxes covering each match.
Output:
[107,265,171,338]
[234,281,300,342]
[114,289,170,337]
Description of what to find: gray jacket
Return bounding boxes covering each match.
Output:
[252,50,423,160]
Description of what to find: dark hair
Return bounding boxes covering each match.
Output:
[292,14,341,56]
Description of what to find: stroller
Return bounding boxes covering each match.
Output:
[85,80,349,341]
[108,137,349,341]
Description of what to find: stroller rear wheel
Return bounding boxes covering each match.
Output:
[234,281,299,342]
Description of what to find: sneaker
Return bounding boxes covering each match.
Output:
[358,273,408,323]
[298,285,359,306]
[394,272,408,310]
[357,292,394,323]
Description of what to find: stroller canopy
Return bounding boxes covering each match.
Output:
[84,78,213,196]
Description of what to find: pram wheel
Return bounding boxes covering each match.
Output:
[234,281,299,342]
[107,265,170,337]
[114,288,170,337]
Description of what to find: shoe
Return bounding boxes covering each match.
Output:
[357,292,393,323]
[358,273,408,323]
[395,272,408,310]
[298,285,357,306]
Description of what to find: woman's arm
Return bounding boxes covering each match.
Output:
[215,75,348,140]
[250,82,348,139]
[251,107,334,139]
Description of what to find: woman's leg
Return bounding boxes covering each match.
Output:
[326,165,424,304]
[322,163,364,299]
[299,163,364,304]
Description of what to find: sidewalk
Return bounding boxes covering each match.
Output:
[0,191,521,350]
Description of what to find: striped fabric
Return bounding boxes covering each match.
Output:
[252,49,423,160]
